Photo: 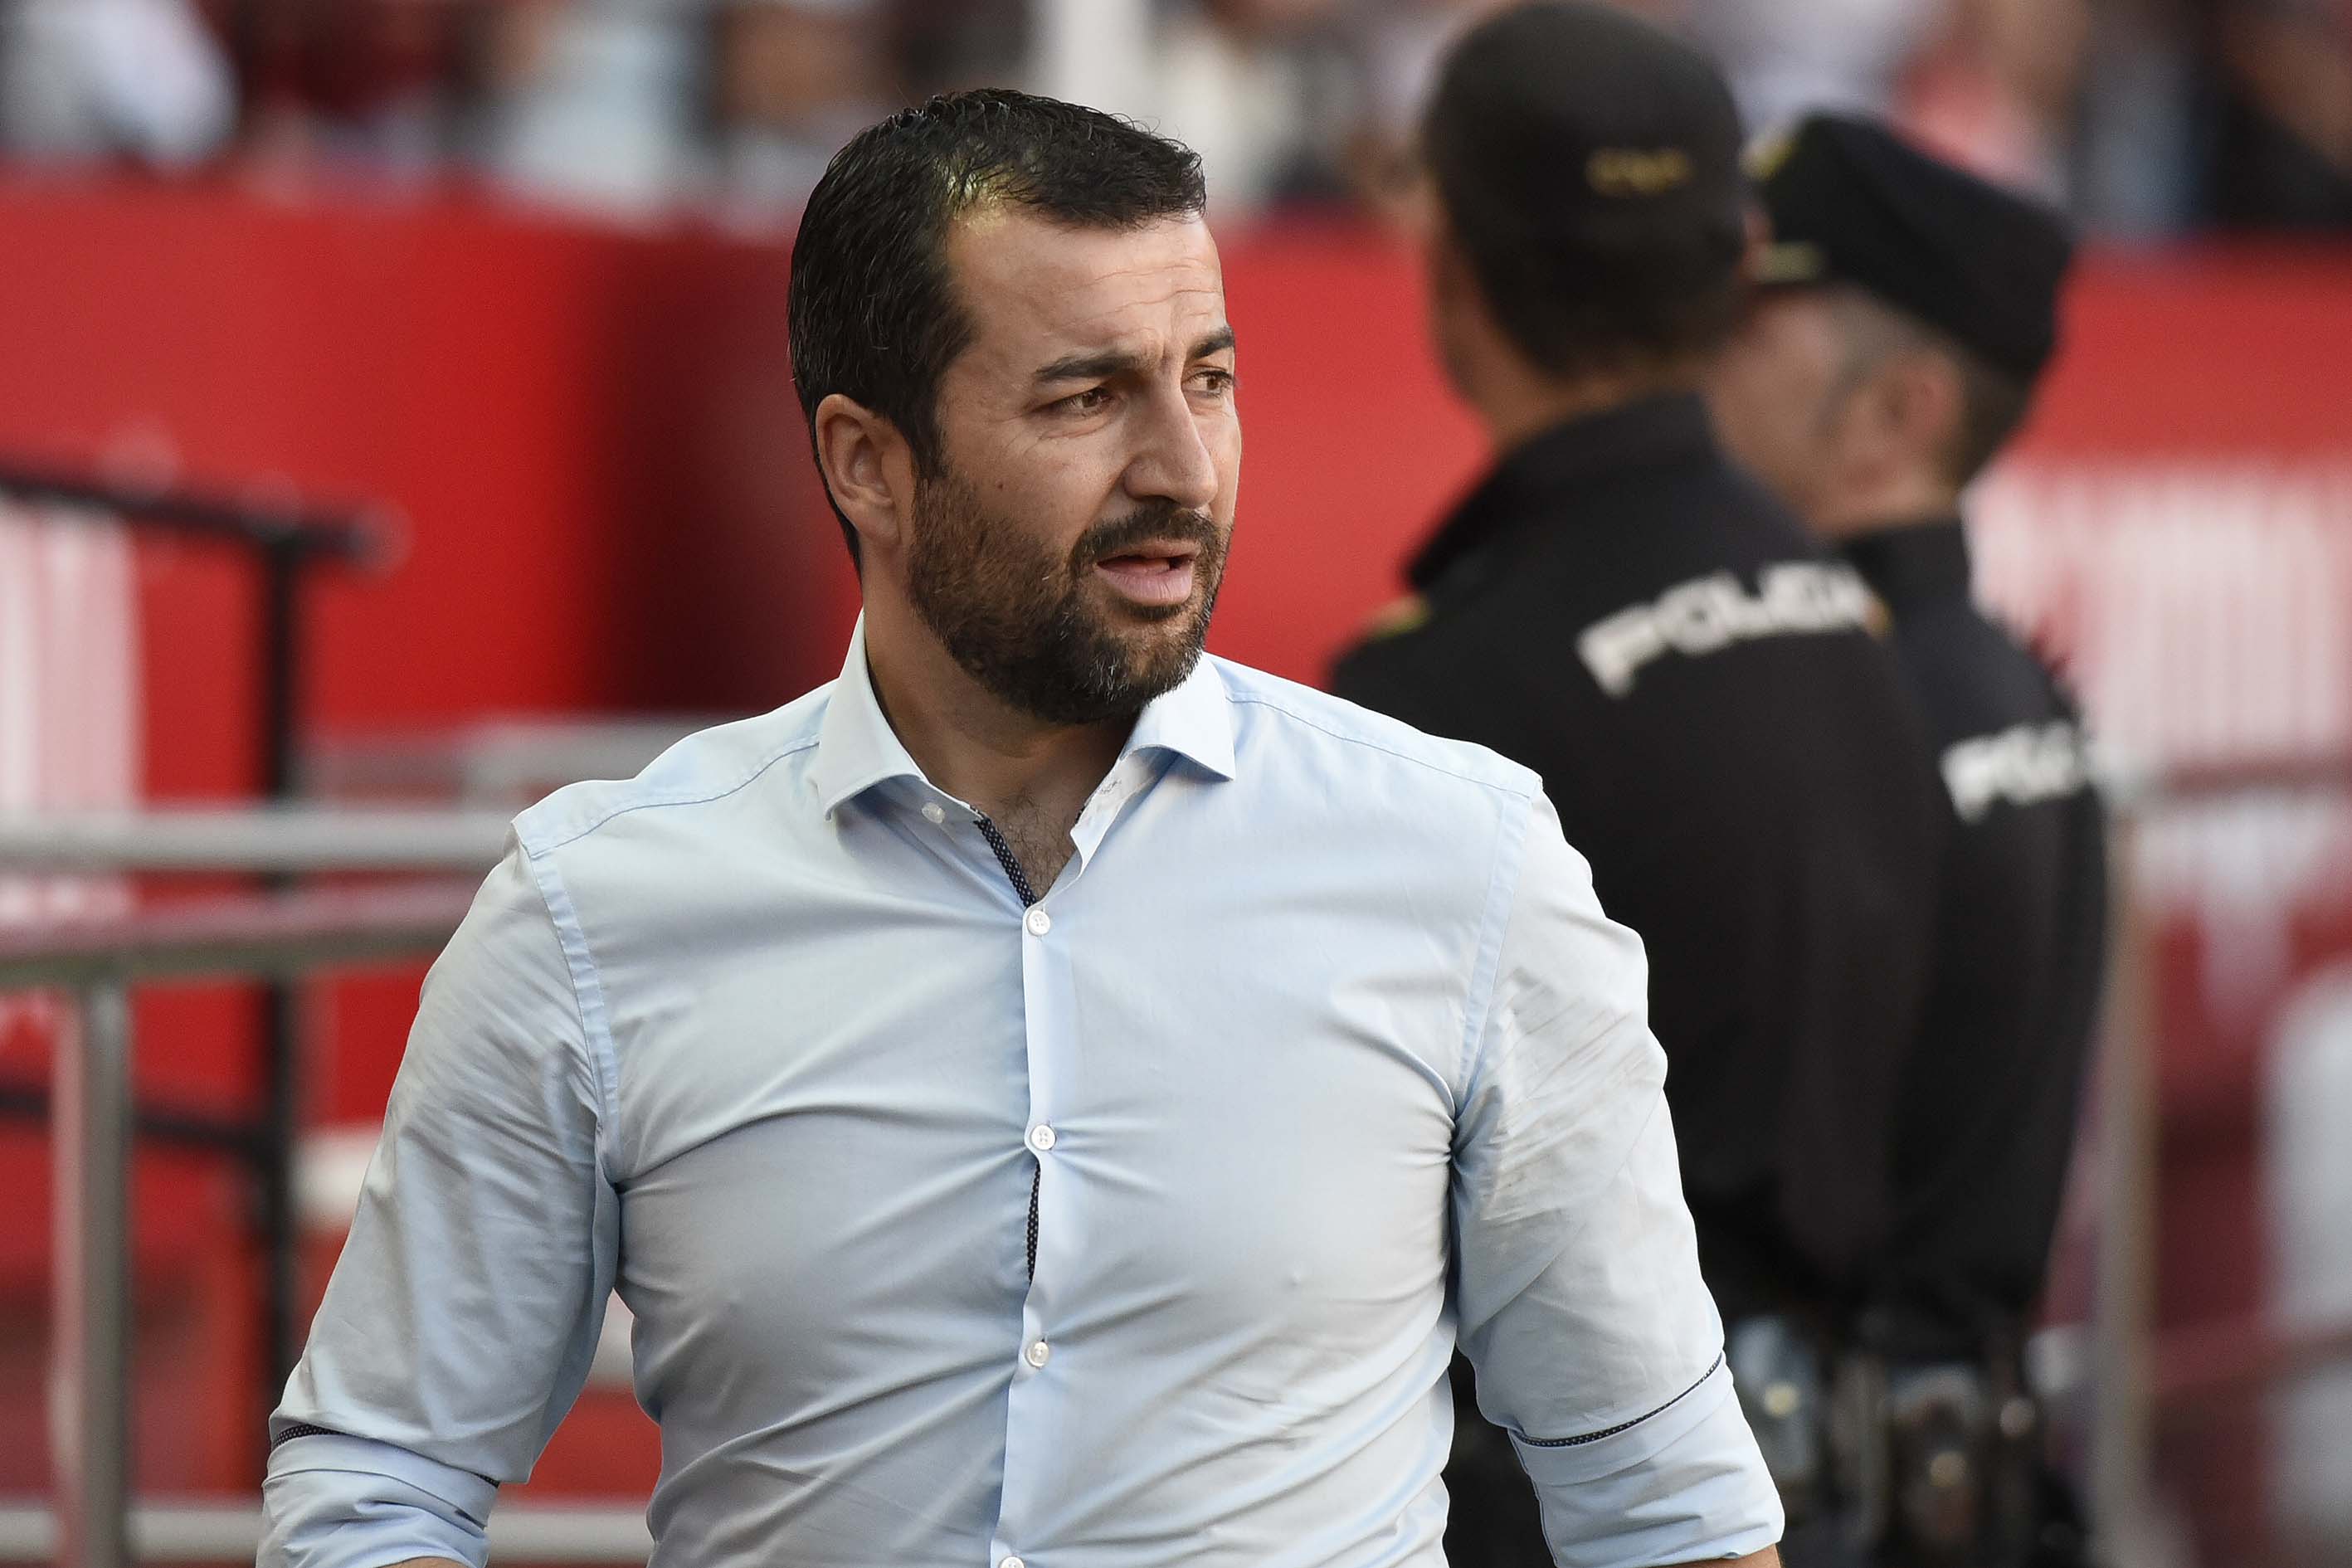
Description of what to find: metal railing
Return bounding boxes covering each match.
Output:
[0,808,513,878]
[0,1498,651,1565]
[2,879,474,1567]
[2,466,395,1443]
[0,806,513,1332]
[0,809,655,1566]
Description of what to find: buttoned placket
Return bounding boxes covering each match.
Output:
[958,752,1157,1568]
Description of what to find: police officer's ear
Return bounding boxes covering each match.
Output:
[812,392,919,567]
[1871,345,1968,481]
[1420,214,1476,317]
[1416,212,1502,396]
[1827,309,1967,491]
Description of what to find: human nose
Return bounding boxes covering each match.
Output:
[1123,383,1222,514]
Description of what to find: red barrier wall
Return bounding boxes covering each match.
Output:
[0,181,2343,1553]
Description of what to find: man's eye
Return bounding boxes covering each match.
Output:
[1191,369,1237,397]
[1056,387,1113,414]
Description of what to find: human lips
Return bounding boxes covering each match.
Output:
[1090,540,1202,607]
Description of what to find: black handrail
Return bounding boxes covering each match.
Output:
[0,458,397,1456]
[0,463,388,562]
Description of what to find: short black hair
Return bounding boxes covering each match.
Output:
[789,90,1207,563]
[1945,351,2035,485]
[1423,2,1748,381]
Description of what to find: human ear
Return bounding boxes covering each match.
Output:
[1884,351,1965,472]
[812,393,916,560]
[1425,223,1477,316]
[1818,357,1905,489]
[1424,222,1501,392]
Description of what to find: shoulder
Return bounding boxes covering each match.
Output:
[1206,660,1558,996]
[513,684,834,859]
[1209,656,1543,809]
[1716,464,1821,548]
[1892,600,2079,732]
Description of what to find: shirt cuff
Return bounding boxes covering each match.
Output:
[261,1430,499,1568]
[1512,1356,1785,1568]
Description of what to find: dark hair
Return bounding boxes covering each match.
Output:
[1422,6,1747,381]
[1945,351,2035,485]
[789,90,1207,563]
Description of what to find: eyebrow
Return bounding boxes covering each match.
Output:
[1032,326,1238,386]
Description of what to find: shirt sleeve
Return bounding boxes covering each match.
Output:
[1452,795,1783,1568]
[261,840,621,1568]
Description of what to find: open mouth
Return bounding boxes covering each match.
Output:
[1091,543,1202,608]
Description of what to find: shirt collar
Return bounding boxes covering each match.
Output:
[811,619,932,817]
[1408,391,1723,593]
[812,618,1236,818]
[1840,516,1974,611]
[1125,645,1237,783]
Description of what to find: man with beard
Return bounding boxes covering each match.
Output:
[261,90,1782,1568]
[1330,7,1945,1564]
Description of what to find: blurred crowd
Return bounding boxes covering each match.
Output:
[0,0,2346,235]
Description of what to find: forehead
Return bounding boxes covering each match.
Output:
[944,209,1225,365]
[1741,287,1843,347]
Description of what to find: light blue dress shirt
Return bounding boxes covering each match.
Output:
[264,625,1781,1568]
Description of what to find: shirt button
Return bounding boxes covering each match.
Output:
[1027,1123,1056,1153]
[920,801,946,825]
[1001,1558,1026,1568]
[1025,1341,1051,1369]
[1024,907,1052,937]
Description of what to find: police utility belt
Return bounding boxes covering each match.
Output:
[1728,1314,2043,1564]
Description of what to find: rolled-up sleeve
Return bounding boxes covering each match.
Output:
[263,839,621,1568]
[1453,796,1782,1567]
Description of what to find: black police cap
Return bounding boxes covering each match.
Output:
[1751,114,2075,381]
[1426,2,1746,284]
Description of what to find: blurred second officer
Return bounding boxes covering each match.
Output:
[1709,115,2108,1567]
[1331,6,1946,1563]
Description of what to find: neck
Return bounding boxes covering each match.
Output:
[1809,471,1960,542]
[1470,357,1696,456]
[859,592,1130,825]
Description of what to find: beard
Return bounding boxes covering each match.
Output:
[904,465,1230,727]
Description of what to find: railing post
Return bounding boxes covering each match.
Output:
[257,540,308,1443]
[51,981,134,1568]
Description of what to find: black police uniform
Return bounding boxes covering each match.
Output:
[1837,519,2106,1568]
[1810,523,2105,1568]
[1746,114,2109,1568]
[1847,519,2105,1368]
[1332,393,1948,1566]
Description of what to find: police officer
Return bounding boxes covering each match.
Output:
[1329,8,1947,1563]
[1707,116,2107,1567]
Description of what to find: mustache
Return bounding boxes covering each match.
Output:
[1072,504,1222,568]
